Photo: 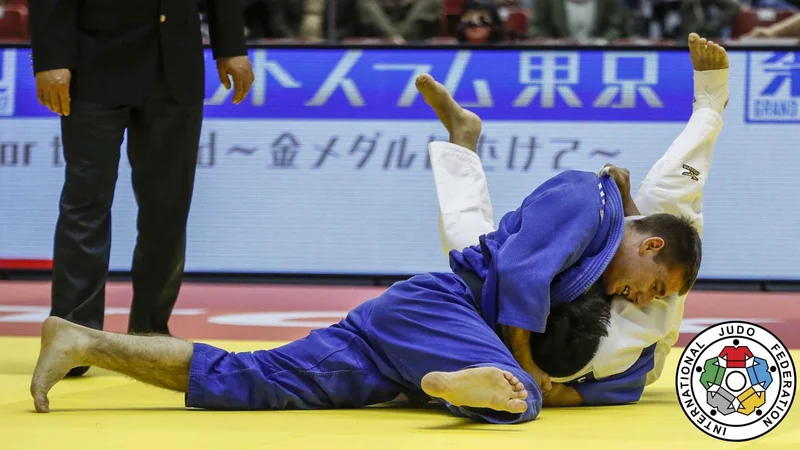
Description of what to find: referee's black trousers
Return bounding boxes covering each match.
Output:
[50,69,203,335]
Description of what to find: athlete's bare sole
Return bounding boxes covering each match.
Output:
[688,33,729,71]
[416,74,482,151]
[421,367,529,414]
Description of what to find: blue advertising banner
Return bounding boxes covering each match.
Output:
[1,47,799,279]
[5,48,694,121]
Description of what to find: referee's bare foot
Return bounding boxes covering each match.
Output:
[688,33,728,71]
[30,317,90,413]
[421,367,529,414]
[416,74,482,151]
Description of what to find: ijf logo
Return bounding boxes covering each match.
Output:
[745,51,800,123]
[676,321,796,441]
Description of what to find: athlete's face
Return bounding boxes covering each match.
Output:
[602,235,685,307]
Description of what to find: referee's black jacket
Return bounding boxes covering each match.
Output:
[29,0,247,106]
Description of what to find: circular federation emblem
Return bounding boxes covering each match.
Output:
[676,321,796,441]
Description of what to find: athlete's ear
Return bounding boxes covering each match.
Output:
[639,237,664,254]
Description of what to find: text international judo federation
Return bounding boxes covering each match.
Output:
[676,320,796,441]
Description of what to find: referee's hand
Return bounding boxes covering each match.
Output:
[216,55,254,105]
[35,69,72,116]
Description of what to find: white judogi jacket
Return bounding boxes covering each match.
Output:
[429,69,727,388]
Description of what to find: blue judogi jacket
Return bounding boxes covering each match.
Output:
[449,170,625,334]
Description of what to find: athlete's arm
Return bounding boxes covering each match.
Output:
[502,325,551,391]
[542,383,584,407]
[635,102,725,384]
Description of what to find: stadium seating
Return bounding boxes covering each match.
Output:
[731,8,796,37]
[504,8,529,40]
[0,2,29,41]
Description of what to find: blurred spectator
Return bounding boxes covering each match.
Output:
[497,0,535,39]
[353,0,441,42]
[676,0,741,40]
[198,0,323,41]
[622,0,658,38]
[498,0,532,14]
[744,0,799,7]
[299,0,326,40]
[242,0,304,39]
[745,11,800,37]
[321,0,357,41]
[528,0,628,43]
[456,0,507,43]
[646,0,682,39]
[501,0,535,7]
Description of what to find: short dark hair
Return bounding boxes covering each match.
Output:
[629,213,702,296]
[529,283,612,378]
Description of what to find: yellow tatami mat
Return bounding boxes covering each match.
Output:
[0,336,796,450]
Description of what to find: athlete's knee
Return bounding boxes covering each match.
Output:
[367,286,414,331]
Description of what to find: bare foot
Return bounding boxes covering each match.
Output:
[421,367,529,414]
[688,32,729,71]
[30,317,91,413]
[687,33,729,113]
[415,74,482,151]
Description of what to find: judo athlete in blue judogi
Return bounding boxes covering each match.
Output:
[29,264,612,423]
[30,80,631,424]
[431,33,729,407]
[30,49,702,423]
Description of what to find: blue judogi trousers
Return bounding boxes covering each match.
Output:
[185,272,542,424]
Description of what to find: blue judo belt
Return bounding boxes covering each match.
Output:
[453,268,507,344]
[454,269,484,312]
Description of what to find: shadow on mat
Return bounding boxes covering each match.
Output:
[419,421,530,432]
[31,403,445,416]
[638,391,679,405]
[30,402,530,429]
[29,407,189,414]
[368,403,531,430]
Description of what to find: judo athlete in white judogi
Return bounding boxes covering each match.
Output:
[429,33,730,407]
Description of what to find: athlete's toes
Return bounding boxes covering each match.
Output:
[415,73,434,87]
[714,43,726,64]
[514,385,528,399]
[32,392,50,413]
[506,399,528,414]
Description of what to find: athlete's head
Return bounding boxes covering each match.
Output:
[602,214,701,307]
[530,282,612,378]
